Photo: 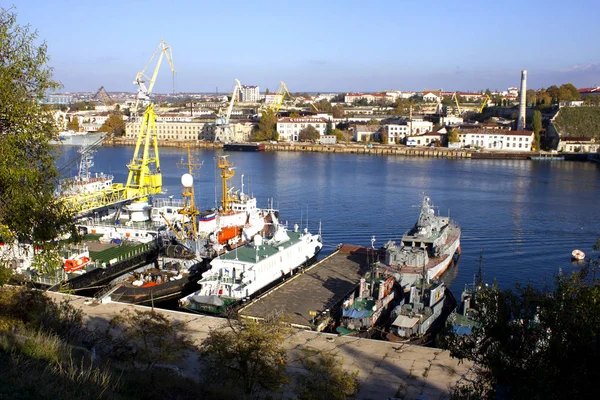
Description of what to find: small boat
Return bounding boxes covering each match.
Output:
[571,249,585,261]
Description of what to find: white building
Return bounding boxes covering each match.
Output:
[458,130,534,151]
[276,117,328,142]
[405,132,443,146]
[240,85,260,102]
[384,124,410,144]
[422,91,442,103]
[125,120,207,141]
[408,118,434,135]
[353,125,381,142]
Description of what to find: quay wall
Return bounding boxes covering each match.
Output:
[106,138,586,161]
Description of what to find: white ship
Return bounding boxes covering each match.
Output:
[179,221,322,314]
[57,146,114,196]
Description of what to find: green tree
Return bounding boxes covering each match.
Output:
[315,100,332,113]
[381,131,389,144]
[448,128,459,143]
[199,316,291,399]
[367,118,380,126]
[0,8,75,258]
[294,355,360,400]
[526,89,537,106]
[325,120,333,134]
[97,113,125,137]
[299,125,320,142]
[106,309,196,371]
[331,128,345,143]
[442,242,600,400]
[66,116,79,131]
[252,108,277,141]
[531,110,542,150]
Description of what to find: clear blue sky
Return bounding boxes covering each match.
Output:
[12,0,600,93]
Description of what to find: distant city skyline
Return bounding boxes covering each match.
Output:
[14,0,600,94]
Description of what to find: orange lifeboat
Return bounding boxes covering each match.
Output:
[218,226,241,244]
[64,256,91,273]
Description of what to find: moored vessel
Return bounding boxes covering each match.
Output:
[179,221,322,314]
[380,194,461,286]
[223,143,265,152]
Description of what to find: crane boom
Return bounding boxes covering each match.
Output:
[451,92,462,115]
[133,39,175,113]
[478,94,491,113]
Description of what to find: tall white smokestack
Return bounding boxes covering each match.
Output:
[517,70,527,130]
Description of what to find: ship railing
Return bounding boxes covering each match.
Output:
[200,274,238,285]
[153,197,185,209]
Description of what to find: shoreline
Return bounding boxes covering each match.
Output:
[103,138,590,161]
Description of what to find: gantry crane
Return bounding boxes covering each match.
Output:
[214,79,242,142]
[60,40,175,216]
[92,86,116,112]
[125,39,175,200]
[260,81,292,114]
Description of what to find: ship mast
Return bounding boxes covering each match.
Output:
[177,148,202,237]
[217,156,235,212]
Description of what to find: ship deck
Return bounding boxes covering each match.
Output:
[238,244,370,328]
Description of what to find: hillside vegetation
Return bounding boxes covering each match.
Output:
[553,107,600,138]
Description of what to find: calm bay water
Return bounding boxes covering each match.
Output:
[56,146,600,292]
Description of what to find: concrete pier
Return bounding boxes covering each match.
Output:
[45,291,474,399]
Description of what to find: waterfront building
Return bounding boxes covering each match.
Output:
[125,120,208,141]
[457,130,534,151]
[383,124,409,144]
[557,137,599,153]
[240,85,260,102]
[353,125,382,142]
[204,122,254,142]
[277,117,328,142]
[405,132,444,146]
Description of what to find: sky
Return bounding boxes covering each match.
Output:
[11,0,600,93]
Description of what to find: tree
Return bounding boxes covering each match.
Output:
[381,131,389,144]
[332,104,345,118]
[325,120,333,135]
[532,110,542,150]
[442,243,600,400]
[331,128,345,143]
[97,113,125,137]
[367,118,380,126]
[199,316,291,399]
[252,108,278,141]
[315,100,332,113]
[294,355,360,400]
[0,8,75,257]
[299,125,320,142]
[448,128,459,143]
[66,116,79,131]
[106,309,196,370]
[526,89,537,106]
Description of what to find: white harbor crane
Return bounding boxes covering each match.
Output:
[214,78,242,142]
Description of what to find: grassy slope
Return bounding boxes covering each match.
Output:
[554,107,600,138]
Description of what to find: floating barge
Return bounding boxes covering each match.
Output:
[223,143,265,152]
[238,245,370,330]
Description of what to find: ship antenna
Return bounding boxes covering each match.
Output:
[319,220,322,236]
[241,174,244,195]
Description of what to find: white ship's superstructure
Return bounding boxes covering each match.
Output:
[179,221,322,314]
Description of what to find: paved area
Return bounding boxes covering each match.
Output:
[46,291,474,399]
[239,245,371,328]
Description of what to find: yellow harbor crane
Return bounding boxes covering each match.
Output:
[478,94,491,113]
[451,92,462,116]
[61,40,175,216]
[260,81,292,114]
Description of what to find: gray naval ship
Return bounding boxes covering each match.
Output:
[382,194,461,286]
